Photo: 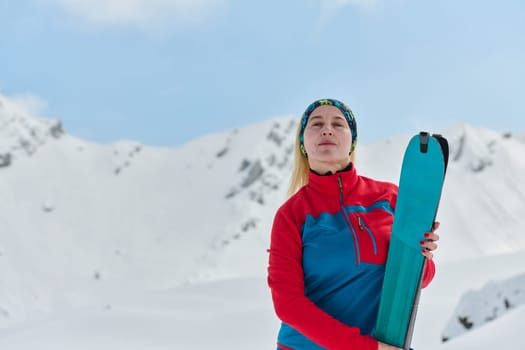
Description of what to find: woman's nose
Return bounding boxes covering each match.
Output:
[321,127,334,136]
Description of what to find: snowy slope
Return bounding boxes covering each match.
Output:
[0,278,279,350]
[1,94,525,347]
[413,250,525,348]
[0,257,523,350]
[441,271,525,341]
[431,305,525,350]
[1,97,299,327]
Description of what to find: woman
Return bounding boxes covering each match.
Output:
[267,99,439,350]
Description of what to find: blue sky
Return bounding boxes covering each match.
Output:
[1,0,524,146]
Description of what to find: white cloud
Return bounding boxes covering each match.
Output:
[313,0,378,36]
[6,93,49,116]
[43,0,226,28]
[320,0,377,11]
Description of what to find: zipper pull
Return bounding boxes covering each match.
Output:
[357,216,364,230]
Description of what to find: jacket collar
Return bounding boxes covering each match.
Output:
[307,163,359,196]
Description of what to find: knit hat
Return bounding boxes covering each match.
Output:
[299,98,358,156]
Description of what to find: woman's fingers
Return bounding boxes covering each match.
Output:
[420,239,438,251]
[421,222,440,258]
[424,232,440,243]
[422,249,434,259]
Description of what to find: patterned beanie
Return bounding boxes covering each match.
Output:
[299,98,358,156]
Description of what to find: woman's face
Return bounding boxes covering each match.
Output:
[303,105,352,173]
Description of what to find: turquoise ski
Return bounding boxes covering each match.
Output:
[375,132,448,349]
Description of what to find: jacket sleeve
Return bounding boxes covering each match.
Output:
[421,258,436,288]
[267,207,378,350]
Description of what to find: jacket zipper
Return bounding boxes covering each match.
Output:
[338,177,361,266]
[357,216,378,255]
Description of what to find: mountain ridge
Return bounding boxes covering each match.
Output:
[1,94,525,329]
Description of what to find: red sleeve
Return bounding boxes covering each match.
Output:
[421,258,436,288]
[267,207,378,350]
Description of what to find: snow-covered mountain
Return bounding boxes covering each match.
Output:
[0,95,64,167]
[442,271,525,342]
[1,94,525,348]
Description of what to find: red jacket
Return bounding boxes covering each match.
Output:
[268,166,435,349]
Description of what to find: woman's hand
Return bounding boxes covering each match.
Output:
[378,341,402,350]
[420,221,440,259]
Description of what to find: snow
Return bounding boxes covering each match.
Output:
[441,270,525,341]
[1,94,525,349]
[414,251,525,348]
[432,305,525,350]
[0,279,279,350]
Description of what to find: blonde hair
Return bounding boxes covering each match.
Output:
[287,122,356,197]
